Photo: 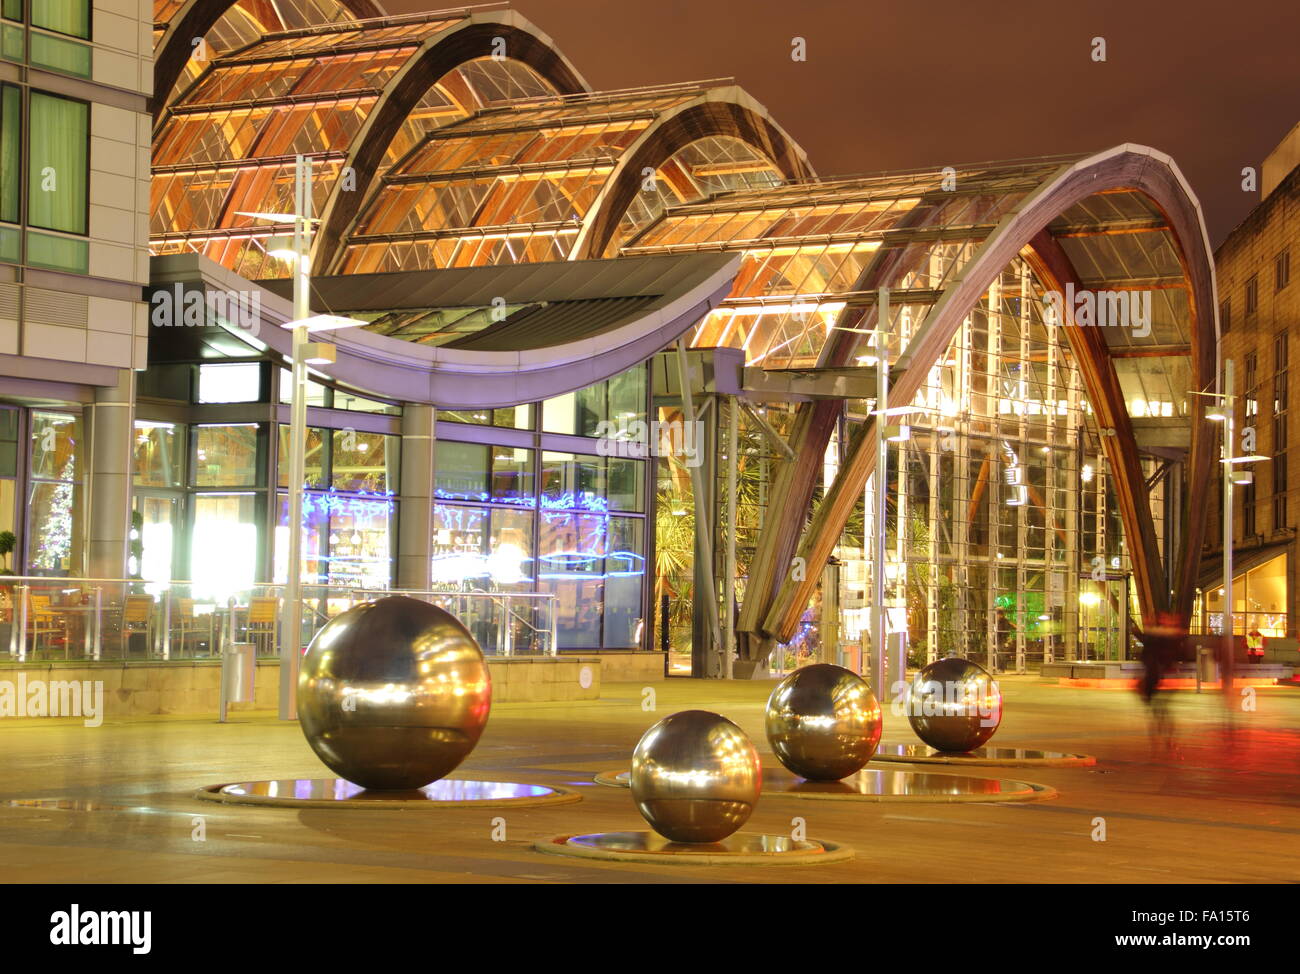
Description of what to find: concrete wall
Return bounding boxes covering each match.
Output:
[594,652,665,682]
[0,655,610,717]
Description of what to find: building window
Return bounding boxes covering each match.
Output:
[32,1,88,39]
[1245,274,1258,315]
[134,421,185,488]
[276,424,399,493]
[277,425,327,489]
[27,411,82,576]
[191,493,258,601]
[1,2,92,76]
[331,429,397,492]
[542,365,647,438]
[1220,298,1231,333]
[0,83,17,228]
[440,404,532,428]
[1278,250,1292,291]
[198,362,262,403]
[274,490,395,590]
[192,425,261,488]
[26,90,88,236]
[1275,333,1289,413]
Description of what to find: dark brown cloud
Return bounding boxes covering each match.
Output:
[383,0,1299,244]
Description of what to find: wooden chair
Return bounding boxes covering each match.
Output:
[120,594,155,657]
[246,596,279,656]
[27,594,69,658]
[168,597,208,657]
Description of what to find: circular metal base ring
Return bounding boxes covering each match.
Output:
[195,778,581,809]
[534,830,854,866]
[595,768,1056,803]
[872,743,1096,767]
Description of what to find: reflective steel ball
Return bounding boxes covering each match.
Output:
[905,657,1002,752]
[298,596,492,790]
[765,663,883,780]
[630,710,762,843]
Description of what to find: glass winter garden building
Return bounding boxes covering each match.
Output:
[0,0,1224,678]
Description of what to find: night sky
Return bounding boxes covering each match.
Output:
[382,0,1299,246]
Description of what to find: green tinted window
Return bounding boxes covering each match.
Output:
[30,32,90,77]
[27,91,88,235]
[1,0,21,24]
[32,1,88,39]
[0,84,17,224]
[25,230,87,272]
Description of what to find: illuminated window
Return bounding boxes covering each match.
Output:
[192,424,260,487]
[27,411,81,575]
[198,362,262,403]
[133,421,184,487]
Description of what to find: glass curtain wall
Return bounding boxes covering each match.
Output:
[273,425,399,590]
[433,367,649,652]
[652,256,1138,674]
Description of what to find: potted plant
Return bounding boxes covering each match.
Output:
[0,529,15,575]
[0,529,15,652]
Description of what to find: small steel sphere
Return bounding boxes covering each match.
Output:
[765,663,883,780]
[905,657,1002,752]
[630,710,762,843]
[298,596,492,790]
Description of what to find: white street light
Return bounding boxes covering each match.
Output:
[1197,364,1271,707]
[242,156,363,721]
[279,314,368,333]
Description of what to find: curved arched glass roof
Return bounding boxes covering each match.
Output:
[153,0,369,106]
[150,9,573,280]
[622,154,1200,420]
[332,82,800,274]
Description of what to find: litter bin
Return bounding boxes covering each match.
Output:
[1195,645,1218,691]
[220,641,256,721]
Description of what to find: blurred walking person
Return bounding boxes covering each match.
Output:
[1138,611,1184,746]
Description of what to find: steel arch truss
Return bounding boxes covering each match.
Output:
[624,148,1215,652]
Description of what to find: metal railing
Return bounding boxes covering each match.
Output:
[0,577,557,662]
[351,588,558,656]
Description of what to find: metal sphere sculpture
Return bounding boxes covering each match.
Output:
[630,710,762,843]
[905,656,1002,752]
[298,596,492,790]
[765,663,883,780]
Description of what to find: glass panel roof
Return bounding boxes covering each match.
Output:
[336,83,790,274]
[150,13,564,280]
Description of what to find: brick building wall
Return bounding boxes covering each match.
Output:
[1212,153,1299,633]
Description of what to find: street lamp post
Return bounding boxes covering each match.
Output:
[870,288,890,703]
[1221,359,1235,706]
[281,155,313,722]
[1202,358,1270,707]
[242,154,365,721]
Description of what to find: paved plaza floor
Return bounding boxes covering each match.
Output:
[1,676,1298,883]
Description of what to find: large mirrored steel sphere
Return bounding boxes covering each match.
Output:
[298,596,491,790]
[630,710,761,843]
[905,657,1002,752]
[765,663,883,780]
